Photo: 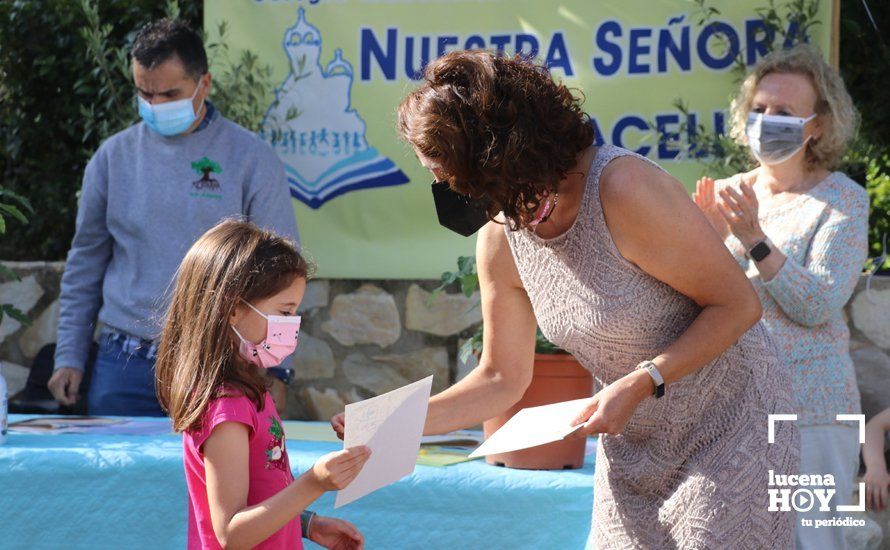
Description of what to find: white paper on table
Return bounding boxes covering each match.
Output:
[468,398,591,458]
[334,375,433,508]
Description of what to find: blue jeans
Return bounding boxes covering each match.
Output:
[87,330,166,417]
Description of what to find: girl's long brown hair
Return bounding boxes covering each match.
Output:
[155,219,309,433]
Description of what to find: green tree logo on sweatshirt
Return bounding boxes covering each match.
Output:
[191,157,222,191]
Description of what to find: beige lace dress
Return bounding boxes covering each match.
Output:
[504,145,800,549]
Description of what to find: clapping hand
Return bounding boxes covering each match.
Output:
[717,181,766,249]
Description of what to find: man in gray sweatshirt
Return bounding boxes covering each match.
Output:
[47,19,300,416]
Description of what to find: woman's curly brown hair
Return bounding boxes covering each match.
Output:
[397,50,595,229]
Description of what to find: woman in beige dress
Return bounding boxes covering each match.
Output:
[335,51,800,548]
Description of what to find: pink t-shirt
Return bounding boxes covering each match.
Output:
[183,390,302,549]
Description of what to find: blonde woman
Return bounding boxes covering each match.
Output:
[694,44,869,550]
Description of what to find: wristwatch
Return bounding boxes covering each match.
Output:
[746,240,772,262]
[268,367,295,385]
[637,360,665,398]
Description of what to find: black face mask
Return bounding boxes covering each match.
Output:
[431,180,490,237]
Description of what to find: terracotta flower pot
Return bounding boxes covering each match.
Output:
[482,353,593,470]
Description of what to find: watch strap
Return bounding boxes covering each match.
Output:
[300,510,316,539]
[637,360,665,398]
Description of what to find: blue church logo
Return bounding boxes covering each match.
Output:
[260,8,409,209]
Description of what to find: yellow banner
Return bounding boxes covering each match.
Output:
[205,0,833,278]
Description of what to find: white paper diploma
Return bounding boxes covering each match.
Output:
[335,376,434,508]
[468,398,590,459]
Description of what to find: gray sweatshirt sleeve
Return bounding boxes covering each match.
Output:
[245,145,301,246]
[54,151,114,371]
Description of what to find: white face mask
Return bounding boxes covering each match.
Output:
[745,112,817,165]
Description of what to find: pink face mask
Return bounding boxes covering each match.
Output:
[231,299,301,368]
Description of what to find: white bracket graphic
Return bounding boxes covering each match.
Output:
[837,487,866,512]
[836,413,866,512]
[768,414,797,444]
[836,414,866,444]
[768,413,866,511]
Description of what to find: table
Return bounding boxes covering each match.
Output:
[0,415,595,549]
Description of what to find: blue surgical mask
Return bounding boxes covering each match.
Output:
[138,81,204,136]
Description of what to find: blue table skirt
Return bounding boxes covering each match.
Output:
[0,416,594,549]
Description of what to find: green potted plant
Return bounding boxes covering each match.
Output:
[434,256,593,470]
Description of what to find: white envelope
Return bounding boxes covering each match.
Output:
[468,397,591,458]
[335,376,434,508]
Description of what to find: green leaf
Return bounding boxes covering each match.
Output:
[0,188,33,212]
[458,343,475,364]
[459,330,483,363]
[426,289,441,308]
[535,327,563,354]
[164,0,180,20]
[2,304,30,326]
[458,274,478,297]
[0,264,20,282]
[0,203,29,225]
[442,270,459,284]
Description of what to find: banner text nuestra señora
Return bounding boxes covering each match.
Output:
[357,15,806,160]
[359,15,808,80]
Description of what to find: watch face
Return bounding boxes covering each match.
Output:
[750,242,771,262]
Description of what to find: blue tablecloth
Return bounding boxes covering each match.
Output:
[0,415,595,549]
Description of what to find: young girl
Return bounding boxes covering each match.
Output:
[156,219,370,549]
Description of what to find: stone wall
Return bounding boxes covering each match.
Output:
[0,262,65,399]
[1,261,888,424]
[280,280,481,420]
[848,276,890,421]
[0,262,482,420]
